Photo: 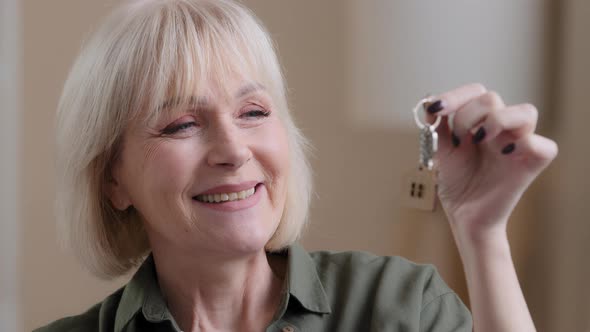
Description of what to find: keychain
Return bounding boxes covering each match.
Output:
[401,97,441,211]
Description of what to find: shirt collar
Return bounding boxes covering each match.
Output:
[114,243,331,331]
[114,254,179,332]
[285,243,332,314]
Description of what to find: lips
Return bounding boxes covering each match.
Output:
[194,187,256,203]
[192,182,264,212]
[195,180,261,196]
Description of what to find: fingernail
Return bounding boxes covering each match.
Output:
[451,132,461,147]
[427,100,444,113]
[472,127,486,144]
[502,143,516,154]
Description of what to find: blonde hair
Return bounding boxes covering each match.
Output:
[56,0,312,278]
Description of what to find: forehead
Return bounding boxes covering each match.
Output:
[158,80,266,111]
[136,53,280,127]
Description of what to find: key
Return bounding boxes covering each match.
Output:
[401,98,440,211]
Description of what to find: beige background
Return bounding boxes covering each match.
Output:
[3,0,588,331]
[1,0,21,330]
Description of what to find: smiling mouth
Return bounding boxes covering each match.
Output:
[193,185,259,203]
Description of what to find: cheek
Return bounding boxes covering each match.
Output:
[129,139,201,200]
[255,120,290,190]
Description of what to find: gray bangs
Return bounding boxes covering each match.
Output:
[112,0,286,127]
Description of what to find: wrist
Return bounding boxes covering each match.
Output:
[449,220,511,260]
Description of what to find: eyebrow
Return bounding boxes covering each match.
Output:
[158,82,266,111]
[234,82,265,99]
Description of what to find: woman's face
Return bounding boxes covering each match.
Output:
[109,74,290,257]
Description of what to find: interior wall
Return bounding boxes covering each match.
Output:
[546,1,590,331]
[20,1,125,331]
[21,0,560,331]
[1,0,21,330]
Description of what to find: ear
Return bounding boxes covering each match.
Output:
[105,168,132,211]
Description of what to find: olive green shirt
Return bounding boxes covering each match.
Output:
[35,244,472,331]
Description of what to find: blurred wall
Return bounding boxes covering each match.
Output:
[1,0,21,330]
[16,1,583,331]
[546,1,590,331]
[20,1,125,331]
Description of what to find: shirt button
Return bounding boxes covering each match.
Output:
[282,325,295,332]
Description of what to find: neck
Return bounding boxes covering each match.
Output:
[151,246,286,332]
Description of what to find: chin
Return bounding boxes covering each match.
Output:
[227,227,275,255]
[198,216,275,256]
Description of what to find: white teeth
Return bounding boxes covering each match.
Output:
[195,186,257,203]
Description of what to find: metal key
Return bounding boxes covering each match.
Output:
[401,98,440,211]
[419,125,438,170]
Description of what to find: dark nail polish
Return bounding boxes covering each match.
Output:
[427,100,444,113]
[502,143,516,154]
[451,132,461,147]
[472,127,486,144]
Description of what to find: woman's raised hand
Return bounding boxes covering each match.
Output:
[426,83,558,237]
[424,83,556,332]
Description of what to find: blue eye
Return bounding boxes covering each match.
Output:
[242,110,271,118]
[162,121,196,135]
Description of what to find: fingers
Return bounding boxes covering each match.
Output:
[520,134,559,163]
[498,134,558,170]
[453,101,538,148]
[425,83,488,117]
[455,101,553,167]
[424,83,488,134]
[479,103,538,144]
[425,84,555,164]
[452,91,506,138]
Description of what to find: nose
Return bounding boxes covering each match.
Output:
[206,121,252,170]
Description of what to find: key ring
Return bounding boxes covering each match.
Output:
[413,96,441,130]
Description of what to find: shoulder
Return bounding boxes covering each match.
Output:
[308,249,472,329]
[309,248,437,277]
[33,287,124,332]
[33,303,102,332]
[309,249,465,311]
[311,249,449,301]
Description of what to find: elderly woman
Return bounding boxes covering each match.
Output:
[36,0,557,331]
